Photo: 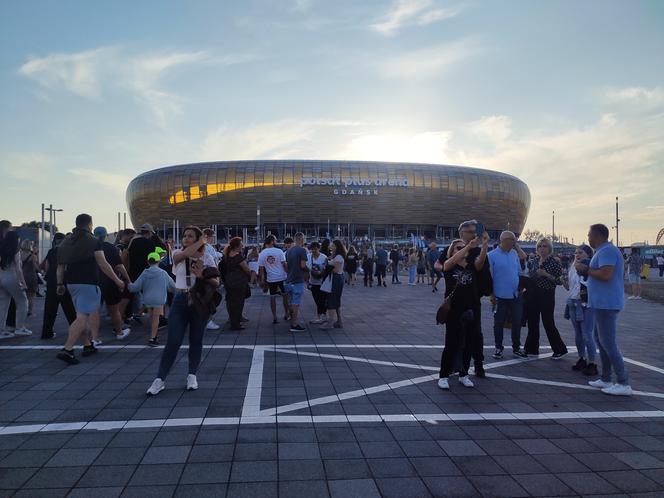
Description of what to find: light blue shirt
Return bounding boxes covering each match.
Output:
[587,241,624,310]
[488,247,521,299]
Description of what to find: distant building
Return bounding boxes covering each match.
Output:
[126,160,531,241]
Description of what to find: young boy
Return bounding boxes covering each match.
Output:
[128,252,176,346]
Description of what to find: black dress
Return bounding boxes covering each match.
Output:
[439,263,482,378]
[224,253,249,329]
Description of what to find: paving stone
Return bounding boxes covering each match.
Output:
[44,447,103,467]
[225,481,278,498]
[279,479,330,498]
[438,440,487,457]
[513,438,565,455]
[230,460,278,482]
[328,478,381,498]
[79,465,136,487]
[612,451,664,469]
[94,446,147,466]
[513,473,576,496]
[375,477,432,498]
[476,438,525,456]
[0,468,39,489]
[399,439,446,457]
[153,430,199,446]
[467,475,530,497]
[359,441,404,458]
[174,484,227,498]
[64,432,116,448]
[452,456,504,476]
[557,472,621,495]
[533,453,590,473]
[599,469,663,493]
[108,431,157,448]
[278,428,317,442]
[13,489,69,498]
[187,443,234,462]
[319,442,363,459]
[121,485,177,497]
[19,434,73,450]
[179,462,231,484]
[23,466,87,489]
[367,457,417,478]
[324,459,373,480]
[195,429,237,445]
[0,449,56,468]
[128,463,184,486]
[279,458,325,481]
[69,487,123,498]
[423,476,479,497]
[141,445,191,464]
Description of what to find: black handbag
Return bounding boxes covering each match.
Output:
[435,283,458,325]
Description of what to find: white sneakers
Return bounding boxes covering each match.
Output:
[187,374,198,391]
[14,327,32,336]
[147,375,199,395]
[309,315,327,324]
[146,378,165,396]
[115,328,131,340]
[438,376,475,390]
[601,384,633,396]
[458,376,475,388]
[92,340,103,347]
[0,330,16,339]
[588,379,613,389]
[628,295,641,300]
[589,379,633,396]
[206,320,220,330]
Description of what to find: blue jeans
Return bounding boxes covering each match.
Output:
[157,292,209,380]
[593,308,628,385]
[569,303,597,362]
[409,266,417,284]
[493,296,523,350]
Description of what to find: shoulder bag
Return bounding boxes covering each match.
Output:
[435,282,458,325]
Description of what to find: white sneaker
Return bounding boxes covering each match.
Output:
[13,327,33,336]
[437,378,450,390]
[0,330,15,339]
[309,317,324,324]
[186,374,198,391]
[602,384,633,396]
[206,320,220,330]
[459,375,475,388]
[115,328,130,340]
[147,378,165,395]
[588,379,613,389]
[92,340,103,347]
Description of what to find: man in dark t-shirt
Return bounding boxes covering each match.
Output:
[126,224,163,318]
[40,233,76,339]
[389,245,401,284]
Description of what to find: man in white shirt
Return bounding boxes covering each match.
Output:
[202,229,222,330]
[258,235,289,324]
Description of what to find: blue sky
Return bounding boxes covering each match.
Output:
[1,0,663,244]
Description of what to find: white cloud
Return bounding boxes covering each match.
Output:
[19,47,253,127]
[377,38,482,78]
[605,86,664,105]
[18,48,112,99]
[68,168,131,194]
[467,115,512,143]
[0,152,55,182]
[371,0,460,36]
[338,131,451,163]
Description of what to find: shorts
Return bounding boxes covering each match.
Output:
[67,284,101,315]
[268,281,285,296]
[628,272,640,284]
[100,282,122,306]
[284,282,305,305]
[430,269,442,279]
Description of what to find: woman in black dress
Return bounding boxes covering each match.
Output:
[223,237,251,331]
[437,236,487,390]
[345,245,358,286]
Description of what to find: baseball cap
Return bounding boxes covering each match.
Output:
[147,252,161,263]
[93,226,108,238]
[140,223,154,233]
[155,246,167,254]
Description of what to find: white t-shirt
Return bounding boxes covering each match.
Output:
[330,254,345,274]
[657,256,664,266]
[307,253,327,285]
[172,249,203,289]
[258,247,287,283]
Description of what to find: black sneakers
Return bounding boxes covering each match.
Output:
[148,337,159,347]
[492,348,504,359]
[572,358,587,371]
[56,348,80,365]
[513,349,528,358]
[582,362,598,376]
[474,364,486,378]
[289,324,305,332]
[551,351,568,360]
[82,344,98,357]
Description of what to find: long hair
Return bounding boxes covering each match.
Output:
[20,239,34,252]
[446,239,464,259]
[347,245,357,256]
[0,232,19,270]
[332,239,347,258]
[182,226,204,252]
[224,237,243,258]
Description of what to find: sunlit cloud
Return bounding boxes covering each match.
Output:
[371,0,460,36]
[68,168,131,194]
[377,38,482,78]
[604,86,664,106]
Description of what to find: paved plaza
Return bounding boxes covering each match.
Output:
[1,282,664,497]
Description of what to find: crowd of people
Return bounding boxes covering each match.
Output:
[0,216,635,397]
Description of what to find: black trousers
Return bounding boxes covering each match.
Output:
[5,299,15,328]
[363,261,373,286]
[41,286,77,338]
[310,285,327,315]
[439,307,481,378]
[471,302,484,367]
[225,287,246,329]
[525,287,568,355]
[375,264,386,285]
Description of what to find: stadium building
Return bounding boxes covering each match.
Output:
[126,160,531,241]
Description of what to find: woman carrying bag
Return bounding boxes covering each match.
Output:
[222,237,251,331]
[319,239,347,330]
[437,236,487,390]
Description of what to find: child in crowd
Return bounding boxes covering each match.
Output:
[128,252,176,346]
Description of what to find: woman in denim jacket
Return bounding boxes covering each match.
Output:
[565,244,598,376]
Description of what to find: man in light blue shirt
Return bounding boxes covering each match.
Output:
[488,231,527,359]
[576,224,632,396]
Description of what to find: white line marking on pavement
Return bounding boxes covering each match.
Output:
[272,347,439,371]
[241,346,266,418]
[1,411,664,435]
[624,357,664,376]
